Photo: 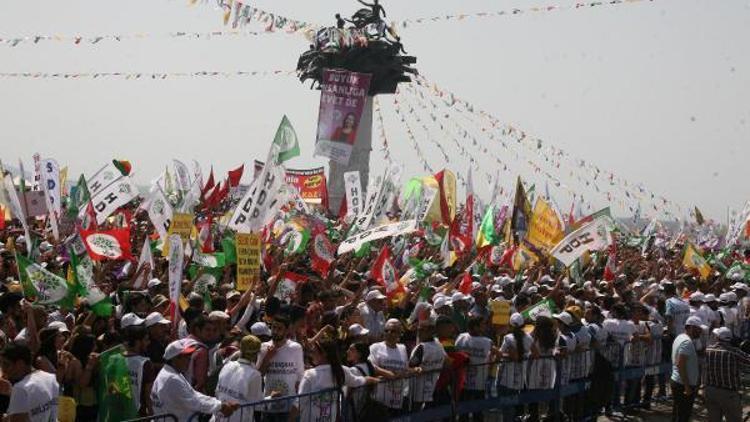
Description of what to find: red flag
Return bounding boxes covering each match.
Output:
[372,246,402,296]
[196,216,214,253]
[79,226,133,261]
[434,170,451,224]
[337,197,347,221]
[218,179,230,201]
[499,244,517,268]
[201,167,215,197]
[449,212,471,255]
[310,232,335,277]
[79,201,98,231]
[567,200,576,228]
[459,272,472,295]
[228,164,244,187]
[603,241,617,281]
[0,206,5,230]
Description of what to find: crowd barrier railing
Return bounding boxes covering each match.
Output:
[162,338,673,422]
[122,414,178,422]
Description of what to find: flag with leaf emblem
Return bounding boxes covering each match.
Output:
[16,254,75,308]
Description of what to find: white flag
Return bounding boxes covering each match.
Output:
[173,159,192,193]
[229,146,284,233]
[40,159,60,240]
[147,186,173,242]
[168,234,184,327]
[338,220,418,254]
[3,174,31,254]
[344,171,362,220]
[134,237,154,290]
[550,216,613,267]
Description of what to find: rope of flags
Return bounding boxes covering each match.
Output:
[390,93,435,174]
[397,0,660,28]
[410,75,684,217]
[0,69,296,80]
[0,29,281,48]
[373,97,394,165]
[193,0,318,36]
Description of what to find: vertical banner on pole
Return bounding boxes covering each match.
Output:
[314,69,372,165]
[236,233,260,291]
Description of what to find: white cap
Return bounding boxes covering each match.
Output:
[121,313,145,328]
[147,278,162,289]
[47,321,70,334]
[348,323,370,337]
[553,312,574,326]
[164,338,198,360]
[365,290,387,301]
[226,291,241,300]
[720,292,738,303]
[510,312,524,327]
[250,322,272,337]
[704,294,717,303]
[208,310,230,320]
[712,327,732,342]
[451,292,468,302]
[145,312,171,327]
[732,283,750,292]
[434,297,452,309]
[689,292,705,302]
[526,286,538,295]
[685,316,704,327]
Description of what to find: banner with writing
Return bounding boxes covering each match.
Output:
[236,233,261,291]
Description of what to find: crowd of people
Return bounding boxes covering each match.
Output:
[0,168,749,422]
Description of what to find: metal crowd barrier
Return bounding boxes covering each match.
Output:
[145,339,673,422]
[122,414,178,422]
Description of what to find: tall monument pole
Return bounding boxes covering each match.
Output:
[296,0,417,214]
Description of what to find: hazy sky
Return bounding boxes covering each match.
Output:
[0,0,748,220]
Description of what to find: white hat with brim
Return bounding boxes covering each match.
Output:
[164,338,198,360]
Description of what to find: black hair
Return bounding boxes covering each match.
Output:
[38,327,60,368]
[124,325,149,347]
[70,333,96,368]
[435,315,454,329]
[467,315,483,332]
[188,314,210,332]
[533,316,557,352]
[512,324,526,361]
[0,342,32,366]
[317,339,345,387]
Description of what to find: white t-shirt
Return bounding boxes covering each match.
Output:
[297,364,367,422]
[720,306,739,338]
[7,370,59,422]
[665,297,690,335]
[151,364,222,421]
[699,304,720,328]
[358,303,385,339]
[369,342,408,409]
[498,332,533,389]
[256,339,305,413]
[409,339,446,402]
[602,318,636,345]
[455,333,493,391]
[215,359,263,422]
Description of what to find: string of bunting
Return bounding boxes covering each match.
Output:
[411,79,659,216]
[390,93,435,174]
[373,97,394,165]
[0,29,283,47]
[396,0,659,28]
[411,75,683,217]
[0,69,296,80]
[195,0,319,35]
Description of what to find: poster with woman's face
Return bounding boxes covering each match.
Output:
[314,69,372,165]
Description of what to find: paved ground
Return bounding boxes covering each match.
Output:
[598,396,749,421]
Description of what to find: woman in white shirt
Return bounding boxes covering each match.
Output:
[498,313,535,422]
[294,338,377,422]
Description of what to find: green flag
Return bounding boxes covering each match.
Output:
[16,255,75,308]
[284,228,310,256]
[70,251,113,317]
[476,205,497,248]
[521,298,558,321]
[354,241,371,258]
[273,115,300,163]
[222,235,236,264]
[67,174,90,218]
[98,345,138,422]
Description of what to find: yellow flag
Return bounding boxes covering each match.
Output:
[513,243,539,271]
[59,166,68,196]
[683,243,711,280]
[527,198,564,252]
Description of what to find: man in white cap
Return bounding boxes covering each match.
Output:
[718,292,739,340]
[369,319,414,415]
[145,312,171,372]
[701,293,720,329]
[151,338,239,421]
[703,327,750,422]
[358,290,386,341]
[670,316,702,422]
